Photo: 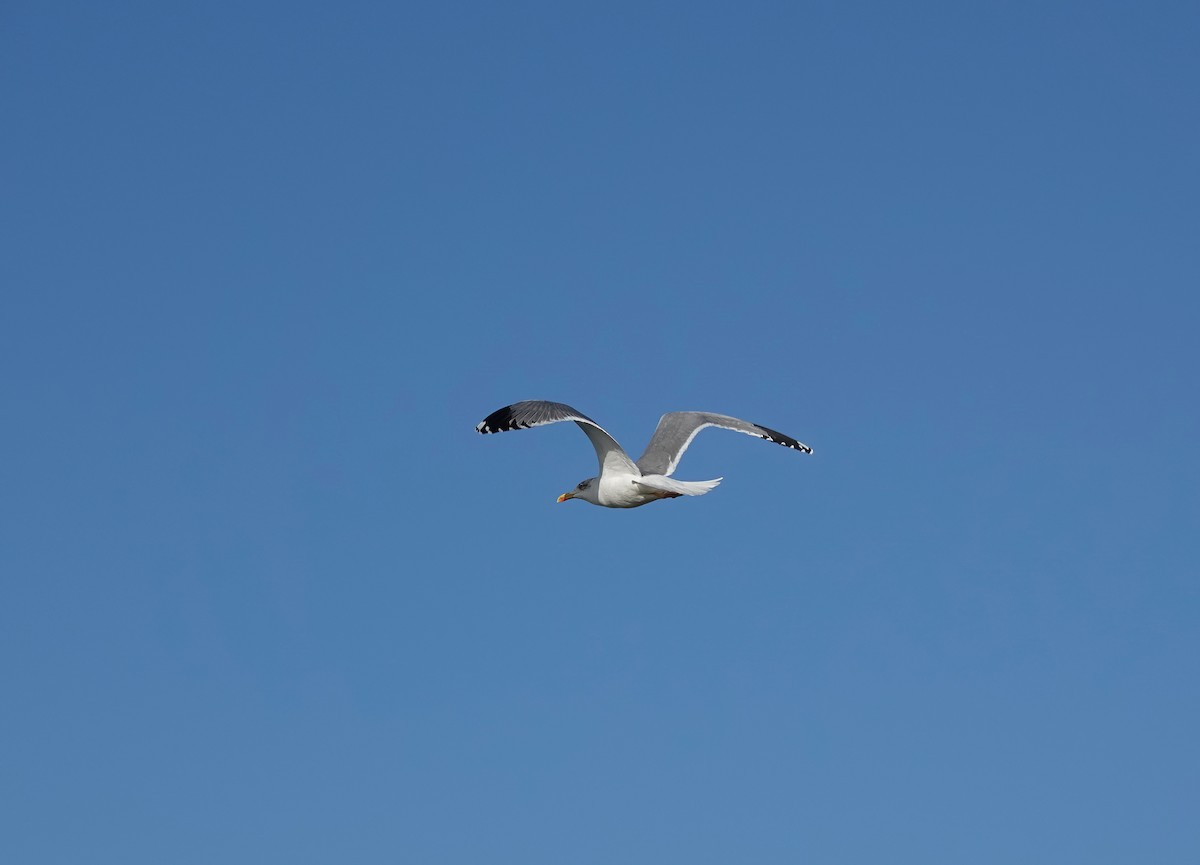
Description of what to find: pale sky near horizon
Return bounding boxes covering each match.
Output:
[3,2,1198,862]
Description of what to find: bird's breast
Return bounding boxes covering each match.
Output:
[598,475,657,509]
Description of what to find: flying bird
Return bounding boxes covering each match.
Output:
[476,400,812,508]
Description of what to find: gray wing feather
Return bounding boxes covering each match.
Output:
[635,412,812,476]
[476,400,639,476]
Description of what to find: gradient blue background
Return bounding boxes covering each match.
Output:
[3,2,1198,862]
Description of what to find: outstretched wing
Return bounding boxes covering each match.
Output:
[635,411,812,476]
[476,400,640,476]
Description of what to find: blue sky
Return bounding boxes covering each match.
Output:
[3,1,1198,862]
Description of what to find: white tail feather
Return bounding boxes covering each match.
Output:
[635,475,723,497]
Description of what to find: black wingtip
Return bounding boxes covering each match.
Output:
[755,423,814,455]
[476,404,522,435]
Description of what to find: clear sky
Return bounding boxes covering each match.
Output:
[3,2,1198,862]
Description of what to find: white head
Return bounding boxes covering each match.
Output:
[557,477,600,505]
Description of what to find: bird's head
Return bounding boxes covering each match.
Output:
[557,477,599,505]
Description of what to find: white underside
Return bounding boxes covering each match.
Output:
[595,473,722,508]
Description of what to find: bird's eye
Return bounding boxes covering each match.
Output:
[577,481,588,490]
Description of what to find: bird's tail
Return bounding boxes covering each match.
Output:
[635,475,723,497]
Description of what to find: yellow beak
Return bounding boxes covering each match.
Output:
[556,492,574,503]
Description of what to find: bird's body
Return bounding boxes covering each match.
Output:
[572,471,719,509]
[476,400,811,508]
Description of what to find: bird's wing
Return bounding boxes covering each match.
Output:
[635,412,812,476]
[476,400,640,476]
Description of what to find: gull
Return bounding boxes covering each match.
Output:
[476,400,812,508]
